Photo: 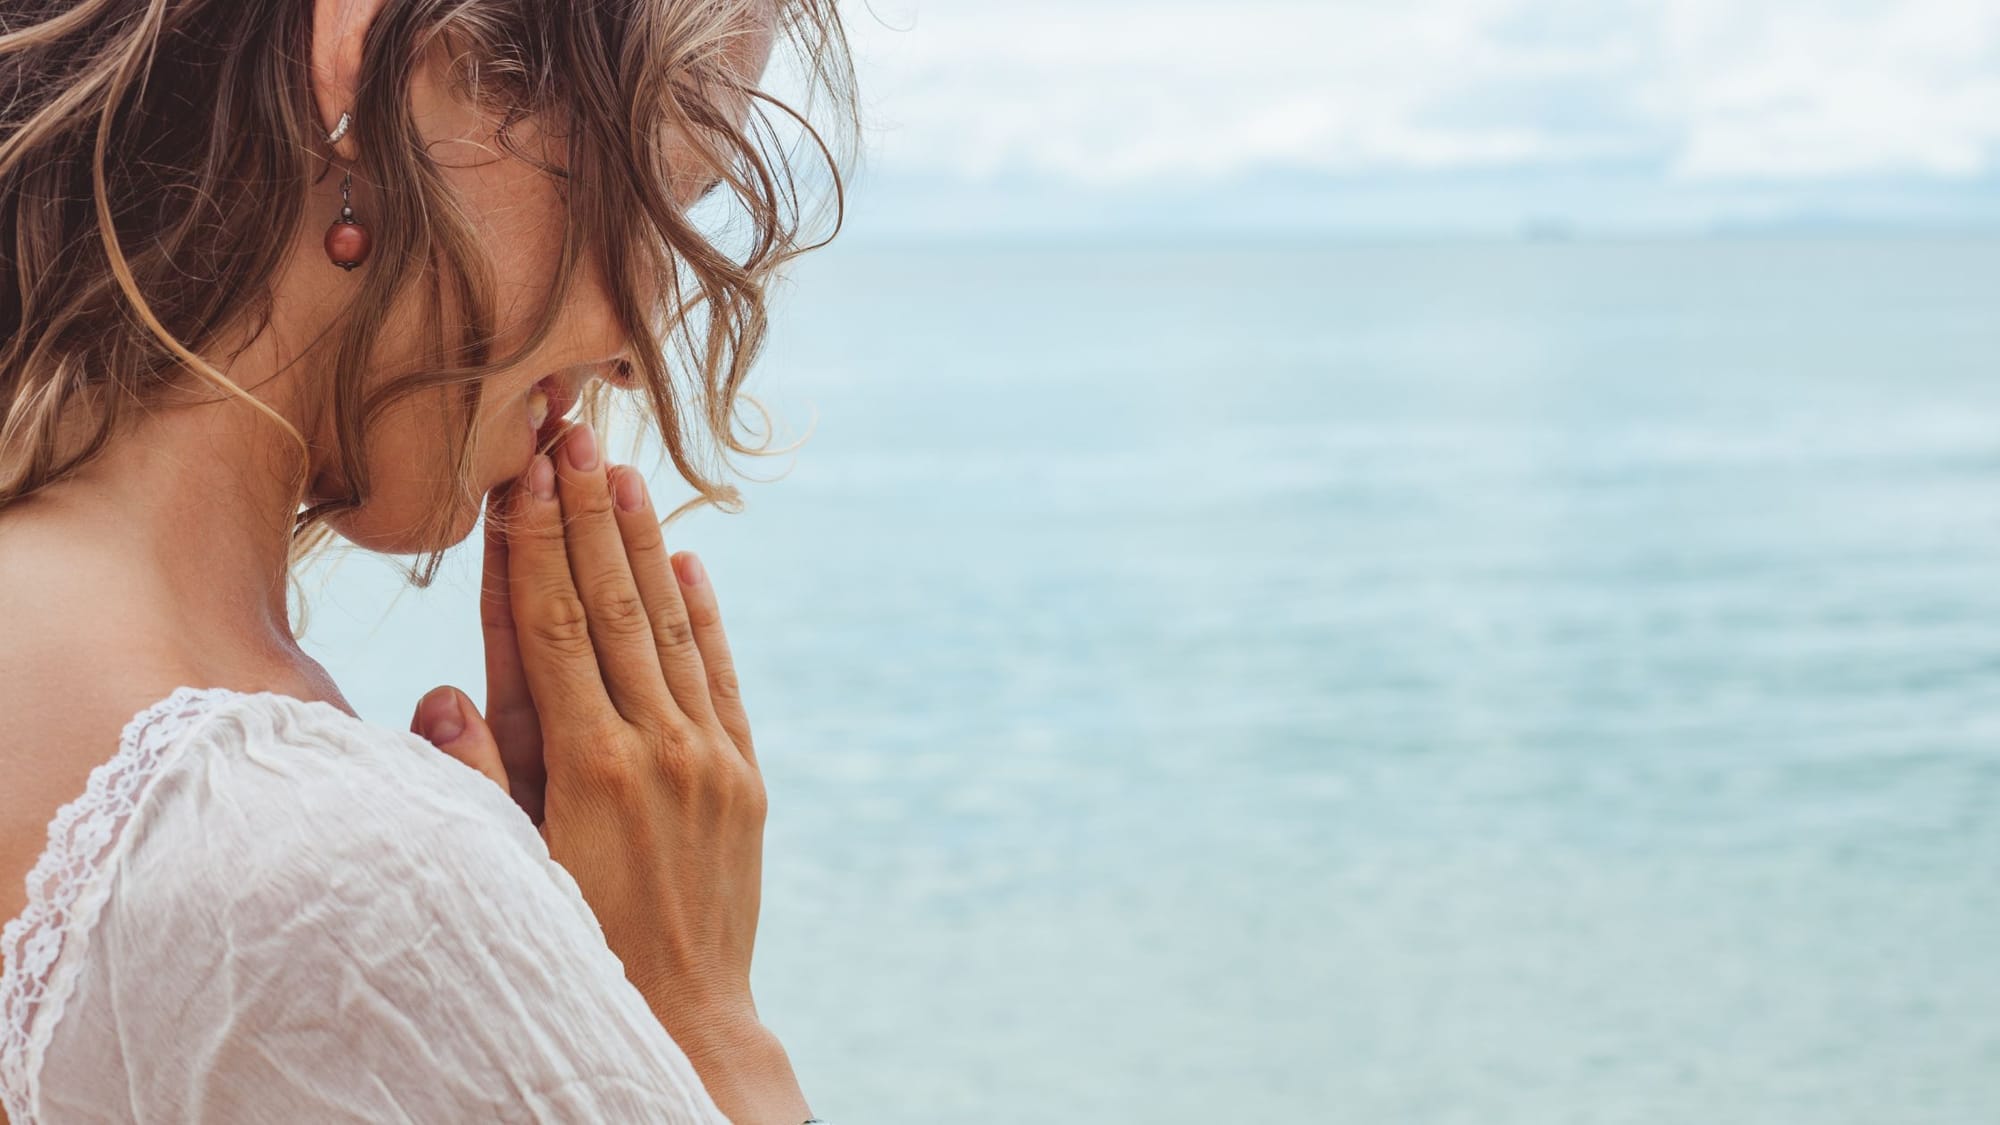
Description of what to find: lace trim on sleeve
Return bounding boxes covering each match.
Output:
[0,684,244,1125]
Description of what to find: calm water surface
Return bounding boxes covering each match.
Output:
[304,238,2000,1123]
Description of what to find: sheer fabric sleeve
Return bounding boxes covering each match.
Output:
[32,693,730,1125]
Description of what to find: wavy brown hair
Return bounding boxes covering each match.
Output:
[0,0,856,625]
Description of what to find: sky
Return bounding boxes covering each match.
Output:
[779,0,2000,239]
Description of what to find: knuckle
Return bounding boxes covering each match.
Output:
[571,745,643,807]
[548,704,620,752]
[524,591,593,654]
[701,760,766,825]
[520,509,569,545]
[735,768,768,822]
[645,718,702,784]
[683,591,720,630]
[564,482,617,523]
[583,576,652,637]
[619,717,761,814]
[654,612,696,652]
[709,669,742,708]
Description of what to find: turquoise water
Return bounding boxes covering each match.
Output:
[303,238,2000,1123]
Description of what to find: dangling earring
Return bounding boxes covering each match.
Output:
[323,169,371,271]
[320,110,370,270]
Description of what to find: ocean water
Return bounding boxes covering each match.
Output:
[302,238,2000,1123]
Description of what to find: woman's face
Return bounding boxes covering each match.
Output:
[305,17,774,554]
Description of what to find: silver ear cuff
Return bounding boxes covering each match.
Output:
[325,111,352,145]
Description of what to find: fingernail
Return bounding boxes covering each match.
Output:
[418,689,466,745]
[565,421,598,472]
[613,466,647,512]
[673,551,705,586]
[528,454,555,500]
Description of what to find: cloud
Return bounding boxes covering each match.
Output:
[829,0,2000,186]
[1651,0,2000,179]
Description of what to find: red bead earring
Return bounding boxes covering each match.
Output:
[323,169,371,271]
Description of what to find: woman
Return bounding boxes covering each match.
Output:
[0,0,855,1121]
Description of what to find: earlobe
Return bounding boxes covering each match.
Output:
[309,0,392,162]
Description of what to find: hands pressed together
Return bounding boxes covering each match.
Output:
[410,420,812,1125]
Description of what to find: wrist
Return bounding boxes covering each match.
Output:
[675,1012,811,1125]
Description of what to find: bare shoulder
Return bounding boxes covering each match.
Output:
[0,528,240,928]
[0,621,198,932]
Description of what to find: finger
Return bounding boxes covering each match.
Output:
[480,482,546,803]
[412,686,511,797]
[480,483,531,713]
[553,423,673,722]
[670,549,756,767]
[508,452,619,731]
[606,463,719,727]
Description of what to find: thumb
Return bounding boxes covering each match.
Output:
[411,685,511,797]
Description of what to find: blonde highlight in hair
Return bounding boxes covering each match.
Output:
[0,0,856,623]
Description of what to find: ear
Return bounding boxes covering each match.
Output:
[311,0,393,162]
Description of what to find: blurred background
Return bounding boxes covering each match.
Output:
[299,2,2000,1122]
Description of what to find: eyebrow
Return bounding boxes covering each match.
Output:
[696,174,725,203]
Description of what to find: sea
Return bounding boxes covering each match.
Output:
[300,237,2000,1123]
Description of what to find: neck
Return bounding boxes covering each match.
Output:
[0,358,346,709]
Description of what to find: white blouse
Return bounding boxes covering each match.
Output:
[0,685,731,1124]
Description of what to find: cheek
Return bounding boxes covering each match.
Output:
[571,260,628,352]
[450,377,541,506]
[466,159,571,358]
[319,386,501,554]
[474,381,538,482]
